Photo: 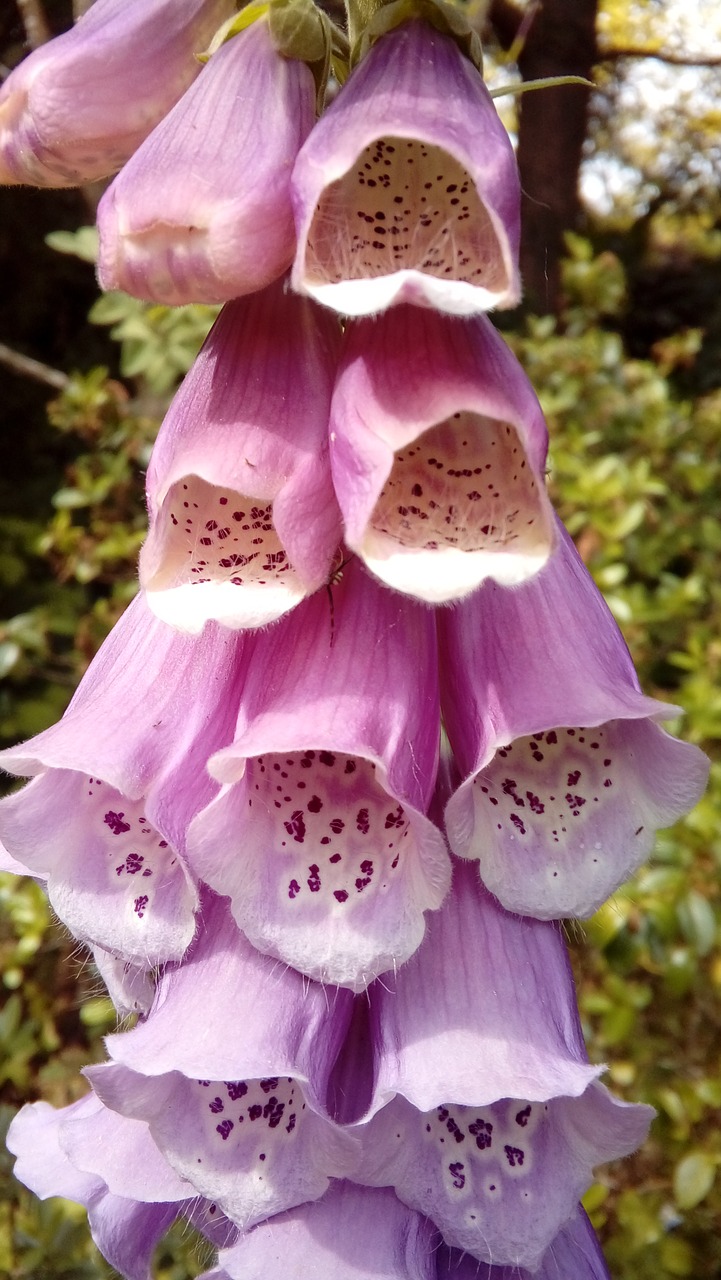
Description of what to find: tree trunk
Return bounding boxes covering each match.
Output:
[489,0,599,314]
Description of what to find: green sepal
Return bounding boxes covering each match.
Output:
[199,0,348,107]
[268,0,349,106]
[349,0,482,74]
[197,3,271,61]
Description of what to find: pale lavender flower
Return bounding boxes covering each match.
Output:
[7,1096,187,1280]
[139,283,342,633]
[185,558,448,988]
[86,892,360,1226]
[0,0,233,187]
[330,306,555,600]
[206,1182,438,1279]
[97,19,315,304]
[212,1191,609,1280]
[347,861,652,1270]
[292,19,520,316]
[7,1088,242,1278]
[441,520,710,918]
[0,593,248,968]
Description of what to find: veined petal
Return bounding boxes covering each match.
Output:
[438,1204,611,1279]
[214,1182,437,1280]
[103,892,355,1105]
[441,520,710,918]
[88,1061,358,1231]
[90,893,359,1226]
[7,1098,179,1280]
[357,1089,649,1272]
[0,0,233,187]
[292,20,520,316]
[97,21,315,304]
[58,1092,192,1203]
[331,308,554,600]
[367,861,597,1115]
[0,594,248,965]
[186,560,449,988]
[140,286,342,632]
[347,862,651,1268]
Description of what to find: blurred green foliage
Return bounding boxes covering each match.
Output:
[1,227,720,1278]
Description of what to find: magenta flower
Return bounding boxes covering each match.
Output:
[0,0,233,187]
[0,593,248,967]
[291,19,520,316]
[139,283,342,633]
[330,305,555,600]
[186,558,449,988]
[97,19,316,304]
[441,520,710,918]
[349,862,652,1270]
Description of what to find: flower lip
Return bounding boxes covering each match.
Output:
[292,21,520,315]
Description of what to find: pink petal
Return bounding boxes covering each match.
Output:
[0,0,233,186]
[331,307,554,599]
[292,20,520,315]
[140,286,342,632]
[441,521,710,917]
[98,21,315,304]
[215,1182,438,1279]
[0,594,249,964]
[186,561,449,988]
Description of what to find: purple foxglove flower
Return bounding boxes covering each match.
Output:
[330,306,555,600]
[439,1204,611,1280]
[97,19,315,305]
[291,20,520,316]
[0,0,233,187]
[185,558,449,988]
[139,284,342,633]
[441,520,710,918]
[86,892,359,1227]
[209,1181,438,1280]
[7,1096,181,1280]
[349,862,652,1270]
[0,593,248,968]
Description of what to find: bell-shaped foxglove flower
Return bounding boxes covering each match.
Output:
[186,558,448,989]
[140,284,342,633]
[291,19,520,316]
[0,0,233,187]
[209,1181,438,1280]
[438,1204,611,1280]
[330,306,554,600]
[97,19,315,304]
[441,521,710,918]
[7,1095,186,1280]
[349,862,652,1270]
[0,594,248,968]
[87,892,359,1228]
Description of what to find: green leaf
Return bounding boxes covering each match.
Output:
[673,1151,716,1210]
